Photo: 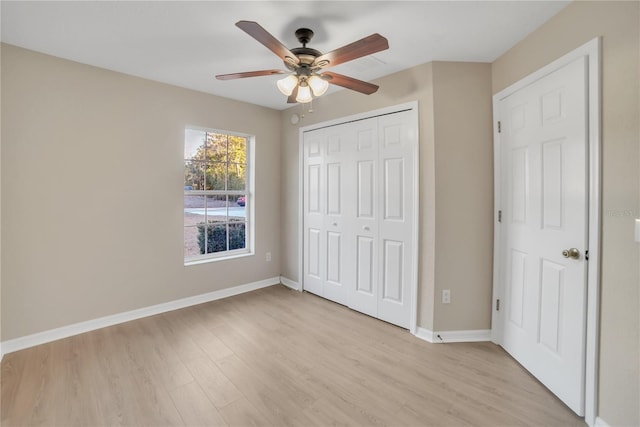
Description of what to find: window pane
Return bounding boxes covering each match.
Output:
[185,129,206,160]
[228,163,246,191]
[184,161,205,190]
[229,221,246,250]
[204,223,228,253]
[206,133,227,163]
[205,195,227,223]
[184,226,202,257]
[205,162,226,190]
[184,195,205,256]
[184,195,206,256]
[184,195,205,221]
[230,193,246,220]
[228,136,247,164]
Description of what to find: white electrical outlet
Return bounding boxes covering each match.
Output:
[266,252,272,262]
[442,289,451,304]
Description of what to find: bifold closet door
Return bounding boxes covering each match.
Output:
[303,122,356,306]
[303,110,415,329]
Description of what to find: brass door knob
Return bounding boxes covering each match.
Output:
[562,248,580,259]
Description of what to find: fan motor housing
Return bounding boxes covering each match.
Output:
[291,48,321,65]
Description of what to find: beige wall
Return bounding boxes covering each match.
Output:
[0,42,3,345]
[1,44,282,340]
[431,62,494,331]
[492,2,640,425]
[279,61,494,332]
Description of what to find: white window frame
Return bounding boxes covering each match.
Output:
[183,126,255,265]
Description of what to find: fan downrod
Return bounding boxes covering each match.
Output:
[295,28,314,47]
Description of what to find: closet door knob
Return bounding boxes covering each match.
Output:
[363,226,370,231]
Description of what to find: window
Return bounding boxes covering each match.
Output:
[184,128,252,263]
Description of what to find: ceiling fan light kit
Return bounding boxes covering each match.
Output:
[295,83,313,103]
[307,75,329,96]
[276,74,298,96]
[216,21,389,105]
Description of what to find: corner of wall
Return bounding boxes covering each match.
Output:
[417,62,436,332]
[430,62,494,332]
[1,41,4,353]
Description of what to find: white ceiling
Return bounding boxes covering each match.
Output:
[1,1,569,110]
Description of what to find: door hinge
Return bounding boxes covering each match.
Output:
[496,299,500,311]
[497,121,502,133]
[498,210,502,223]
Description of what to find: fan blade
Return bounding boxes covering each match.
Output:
[236,21,300,66]
[322,72,379,95]
[287,86,298,103]
[313,33,388,68]
[216,70,287,80]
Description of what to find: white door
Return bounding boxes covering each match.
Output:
[497,56,588,415]
[323,123,354,305]
[303,130,325,297]
[303,124,354,306]
[303,108,417,329]
[349,118,379,318]
[376,112,416,328]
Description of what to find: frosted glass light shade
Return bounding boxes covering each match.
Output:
[308,75,329,96]
[296,85,313,103]
[277,75,298,96]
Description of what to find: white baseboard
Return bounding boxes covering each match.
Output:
[414,327,492,344]
[0,277,280,358]
[593,417,610,427]
[279,276,300,291]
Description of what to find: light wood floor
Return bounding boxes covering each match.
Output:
[2,285,585,426]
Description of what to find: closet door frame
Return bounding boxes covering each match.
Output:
[297,101,420,333]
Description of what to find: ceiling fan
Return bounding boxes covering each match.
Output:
[216,21,389,104]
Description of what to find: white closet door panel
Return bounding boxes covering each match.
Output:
[383,158,405,221]
[357,161,375,219]
[326,231,342,282]
[308,164,321,214]
[348,118,379,316]
[377,111,415,329]
[322,124,355,305]
[303,131,325,297]
[382,239,404,302]
[356,236,375,294]
[305,228,322,295]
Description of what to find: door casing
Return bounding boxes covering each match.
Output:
[492,38,601,426]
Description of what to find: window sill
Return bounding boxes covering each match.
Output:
[184,251,253,267]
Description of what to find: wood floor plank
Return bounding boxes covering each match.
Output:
[94,323,185,426]
[1,285,586,426]
[182,356,244,408]
[168,381,227,426]
[215,354,317,426]
[217,397,270,427]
